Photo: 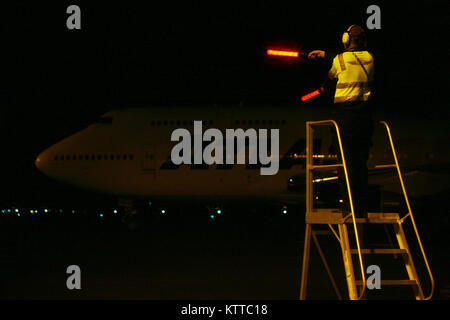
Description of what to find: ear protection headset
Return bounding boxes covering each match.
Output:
[341,25,356,49]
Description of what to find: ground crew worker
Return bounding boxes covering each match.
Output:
[308,24,375,218]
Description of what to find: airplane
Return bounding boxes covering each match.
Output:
[34,105,450,216]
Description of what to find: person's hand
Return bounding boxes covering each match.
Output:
[307,50,325,60]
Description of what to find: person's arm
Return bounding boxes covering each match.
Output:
[307,50,337,65]
[308,50,338,93]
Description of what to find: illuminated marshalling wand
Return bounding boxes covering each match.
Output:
[266,49,321,102]
[266,49,308,58]
[300,89,321,102]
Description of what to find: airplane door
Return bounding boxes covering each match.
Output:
[141,145,157,176]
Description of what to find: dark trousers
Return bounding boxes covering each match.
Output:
[332,101,374,218]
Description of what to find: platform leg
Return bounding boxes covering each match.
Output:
[339,224,358,300]
[300,224,312,300]
[394,222,425,299]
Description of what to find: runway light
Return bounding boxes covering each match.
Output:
[99,213,103,217]
[161,209,166,214]
[7,209,11,213]
[210,214,215,219]
[301,89,321,102]
[267,49,299,58]
[15,209,19,213]
[216,209,222,214]
[113,209,118,214]
[17,213,21,217]
[30,210,34,214]
[72,210,75,214]
[44,209,48,213]
[283,209,287,214]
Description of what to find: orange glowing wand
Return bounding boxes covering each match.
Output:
[266,49,308,58]
[301,89,321,102]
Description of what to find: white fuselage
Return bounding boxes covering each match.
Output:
[35,106,450,202]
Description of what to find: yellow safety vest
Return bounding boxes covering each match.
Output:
[329,51,374,103]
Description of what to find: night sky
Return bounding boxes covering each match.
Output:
[1,1,449,205]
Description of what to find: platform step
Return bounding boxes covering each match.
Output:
[349,212,400,224]
[309,164,343,171]
[350,249,408,255]
[306,211,400,224]
[355,279,418,286]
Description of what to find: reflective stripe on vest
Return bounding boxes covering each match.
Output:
[334,95,370,103]
[338,53,346,71]
[335,81,372,89]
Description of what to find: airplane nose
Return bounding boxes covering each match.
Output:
[35,155,41,169]
[35,149,50,174]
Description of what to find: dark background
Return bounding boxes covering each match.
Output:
[0,0,449,300]
[1,1,449,205]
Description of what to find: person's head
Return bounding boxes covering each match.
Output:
[342,25,367,50]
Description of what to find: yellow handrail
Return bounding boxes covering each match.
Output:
[307,120,366,300]
[379,121,435,300]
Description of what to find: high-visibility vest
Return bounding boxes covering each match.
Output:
[329,51,374,103]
